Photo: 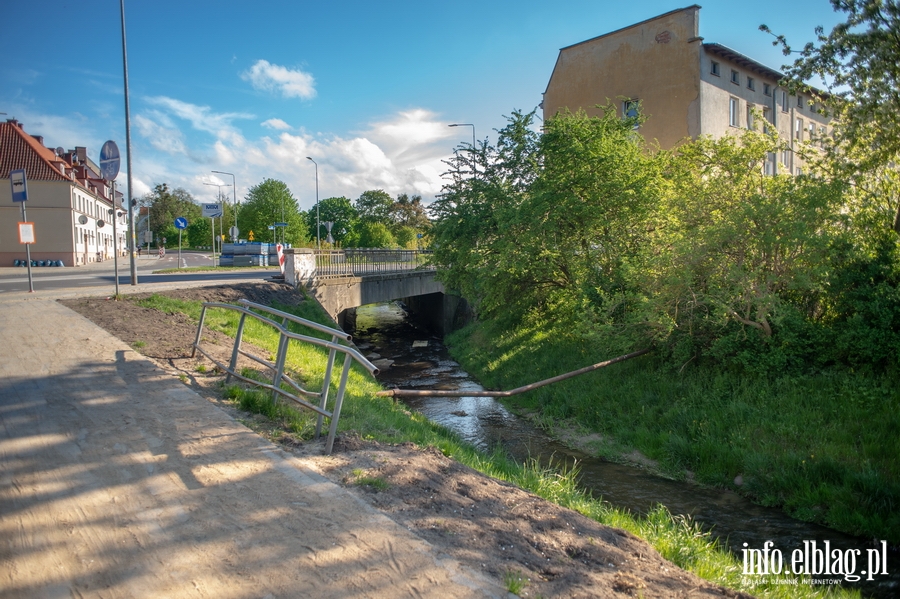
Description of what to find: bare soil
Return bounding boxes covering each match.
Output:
[61,282,751,598]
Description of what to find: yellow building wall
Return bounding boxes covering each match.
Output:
[543,6,703,150]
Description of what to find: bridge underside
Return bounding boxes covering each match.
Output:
[308,271,468,334]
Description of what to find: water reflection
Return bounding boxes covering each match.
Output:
[352,302,897,598]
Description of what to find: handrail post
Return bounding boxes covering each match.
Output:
[325,353,353,455]
[227,312,248,384]
[271,331,290,405]
[315,337,339,439]
[191,305,209,358]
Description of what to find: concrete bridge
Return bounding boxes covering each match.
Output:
[283,248,469,333]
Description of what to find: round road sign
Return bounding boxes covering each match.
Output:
[174,217,188,230]
[100,140,121,181]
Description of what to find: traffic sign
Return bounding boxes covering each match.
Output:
[201,203,223,218]
[174,217,188,230]
[99,140,121,181]
[229,226,240,239]
[273,222,288,227]
[10,169,28,202]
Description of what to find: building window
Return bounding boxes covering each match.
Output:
[782,91,789,112]
[711,61,720,76]
[731,69,740,85]
[764,83,772,96]
[762,107,771,133]
[797,96,804,110]
[747,105,754,129]
[782,149,791,165]
[765,153,775,175]
[730,97,740,127]
[747,76,755,91]
[622,99,640,129]
[796,167,803,176]
[795,117,803,140]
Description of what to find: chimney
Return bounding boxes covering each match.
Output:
[32,135,44,145]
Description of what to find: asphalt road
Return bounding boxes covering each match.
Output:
[0,251,281,294]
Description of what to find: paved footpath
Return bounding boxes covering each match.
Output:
[0,291,504,598]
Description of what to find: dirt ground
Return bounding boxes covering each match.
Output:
[61,282,751,598]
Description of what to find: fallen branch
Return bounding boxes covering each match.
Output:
[375,348,651,398]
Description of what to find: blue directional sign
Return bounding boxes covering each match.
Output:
[174,217,188,230]
[273,222,288,227]
[10,169,28,202]
[99,140,121,181]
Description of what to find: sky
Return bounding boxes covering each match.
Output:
[0,0,844,215]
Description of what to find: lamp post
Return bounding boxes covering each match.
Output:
[120,0,137,285]
[306,157,319,250]
[448,123,476,177]
[211,170,237,240]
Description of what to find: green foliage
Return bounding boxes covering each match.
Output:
[349,221,396,248]
[241,179,308,245]
[761,0,900,233]
[355,189,394,224]
[447,314,900,544]
[140,184,202,246]
[307,196,357,246]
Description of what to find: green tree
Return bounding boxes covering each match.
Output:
[240,179,308,245]
[355,190,394,225]
[430,110,540,315]
[141,184,201,246]
[353,221,396,248]
[390,193,430,229]
[761,0,900,232]
[307,197,357,246]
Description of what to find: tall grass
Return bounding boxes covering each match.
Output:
[130,292,861,599]
[446,315,900,544]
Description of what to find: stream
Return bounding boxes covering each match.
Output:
[350,302,898,598]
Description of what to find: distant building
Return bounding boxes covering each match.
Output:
[0,119,128,267]
[542,5,830,175]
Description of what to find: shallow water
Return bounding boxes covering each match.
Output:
[352,302,898,598]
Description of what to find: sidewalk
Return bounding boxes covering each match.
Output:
[0,294,504,598]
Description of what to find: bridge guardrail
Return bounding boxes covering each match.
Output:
[314,249,434,278]
[192,298,378,454]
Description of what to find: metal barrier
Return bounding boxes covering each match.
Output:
[314,249,434,278]
[191,299,378,454]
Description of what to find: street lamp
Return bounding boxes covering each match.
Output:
[448,123,476,176]
[306,157,319,250]
[211,170,237,240]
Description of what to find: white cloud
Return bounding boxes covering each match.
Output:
[242,60,316,100]
[262,118,292,130]
[145,96,254,139]
[134,113,188,155]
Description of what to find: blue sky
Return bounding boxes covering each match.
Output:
[1,0,842,212]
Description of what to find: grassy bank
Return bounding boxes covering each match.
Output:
[445,314,900,546]
[132,291,862,598]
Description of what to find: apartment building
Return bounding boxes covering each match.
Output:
[542,5,829,175]
[0,119,128,266]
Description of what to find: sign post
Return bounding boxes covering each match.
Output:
[100,140,121,297]
[174,217,188,268]
[10,169,34,292]
[202,203,223,266]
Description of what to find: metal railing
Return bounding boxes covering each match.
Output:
[191,299,378,454]
[314,249,434,279]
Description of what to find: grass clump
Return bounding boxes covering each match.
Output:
[350,468,390,491]
[503,569,528,595]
